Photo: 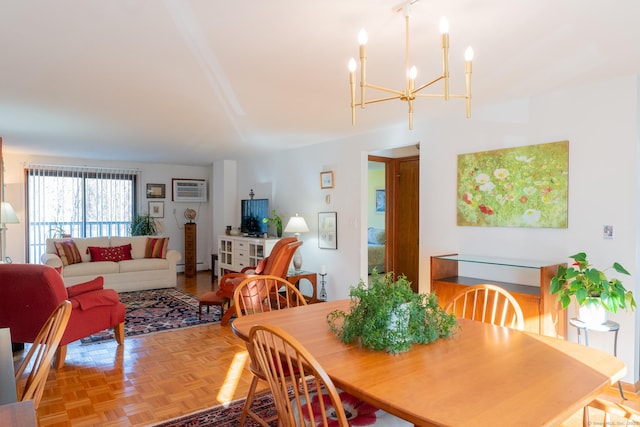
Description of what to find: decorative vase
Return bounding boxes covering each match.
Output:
[276,223,282,238]
[578,301,607,326]
[386,302,412,348]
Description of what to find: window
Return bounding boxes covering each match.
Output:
[26,165,137,262]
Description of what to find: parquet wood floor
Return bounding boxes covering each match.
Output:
[16,271,640,426]
[19,271,268,427]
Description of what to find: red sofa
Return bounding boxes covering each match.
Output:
[0,264,125,368]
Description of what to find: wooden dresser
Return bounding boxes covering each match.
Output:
[184,223,196,278]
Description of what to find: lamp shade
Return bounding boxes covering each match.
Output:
[0,202,19,224]
[284,214,309,234]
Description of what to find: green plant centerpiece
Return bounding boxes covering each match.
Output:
[550,252,636,314]
[326,271,458,354]
[262,209,282,237]
[130,213,158,236]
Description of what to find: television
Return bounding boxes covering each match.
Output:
[241,199,269,235]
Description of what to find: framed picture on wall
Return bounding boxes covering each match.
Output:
[149,201,164,218]
[320,171,334,189]
[375,189,385,213]
[146,183,165,199]
[318,211,337,249]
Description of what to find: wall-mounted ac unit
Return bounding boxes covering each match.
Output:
[172,179,207,202]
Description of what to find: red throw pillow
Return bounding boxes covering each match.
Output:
[88,244,132,262]
[67,276,104,298]
[145,237,169,259]
[54,240,82,266]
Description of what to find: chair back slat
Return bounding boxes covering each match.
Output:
[250,324,349,427]
[14,300,72,408]
[445,284,525,330]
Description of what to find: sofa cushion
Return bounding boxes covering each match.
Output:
[62,261,119,278]
[67,276,104,297]
[118,258,169,273]
[145,237,169,259]
[88,244,132,262]
[54,240,83,266]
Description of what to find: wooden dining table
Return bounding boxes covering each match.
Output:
[232,299,627,427]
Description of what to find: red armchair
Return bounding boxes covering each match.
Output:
[0,264,125,368]
[216,237,302,325]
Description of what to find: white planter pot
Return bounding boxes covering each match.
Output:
[578,302,607,326]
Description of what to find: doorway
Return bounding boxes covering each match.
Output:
[368,150,420,291]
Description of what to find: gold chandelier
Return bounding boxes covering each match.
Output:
[348,0,473,129]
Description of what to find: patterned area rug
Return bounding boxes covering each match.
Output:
[151,391,278,427]
[80,288,221,344]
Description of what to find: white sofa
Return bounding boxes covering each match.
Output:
[41,236,182,293]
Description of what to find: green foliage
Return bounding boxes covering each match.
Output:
[130,213,158,236]
[326,271,458,354]
[550,252,636,314]
[262,209,282,236]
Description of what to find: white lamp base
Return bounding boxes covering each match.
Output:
[293,250,303,272]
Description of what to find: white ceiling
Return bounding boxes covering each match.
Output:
[1,0,640,166]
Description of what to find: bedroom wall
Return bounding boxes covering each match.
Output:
[367,165,385,229]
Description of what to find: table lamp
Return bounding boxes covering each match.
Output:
[1,202,19,262]
[284,213,309,272]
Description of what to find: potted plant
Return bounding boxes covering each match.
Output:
[262,209,282,237]
[550,252,636,324]
[326,271,458,354]
[130,213,158,236]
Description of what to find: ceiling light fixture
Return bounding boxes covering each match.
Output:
[348,0,473,129]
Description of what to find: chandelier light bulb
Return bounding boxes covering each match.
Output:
[358,29,368,45]
[465,46,474,61]
[439,17,449,34]
[348,58,356,72]
[409,66,418,80]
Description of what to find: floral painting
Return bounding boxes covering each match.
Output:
[457,140,568,228]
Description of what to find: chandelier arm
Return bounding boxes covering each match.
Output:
[363,83,404,97]
[362,95,404,105]
[412,75,445,94]
[413,93,466,99]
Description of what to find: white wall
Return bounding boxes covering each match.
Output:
[231,74,640,384]
[2,153,213,272]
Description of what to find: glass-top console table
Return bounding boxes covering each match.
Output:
[431,254,567,338]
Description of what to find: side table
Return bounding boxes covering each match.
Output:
[286,271,319,304]
[569,318,626,399]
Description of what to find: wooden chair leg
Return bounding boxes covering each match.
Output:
[221,304,236,326]
[53,344,67,369]
[114,322,125,345]
[239,375,271,427]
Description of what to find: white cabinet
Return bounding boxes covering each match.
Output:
[217,235,279,276]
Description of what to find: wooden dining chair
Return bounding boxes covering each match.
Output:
[249,324,412,427]
[444,284,525,330]
[14,300,72,409]
[583,397,640,427]
[235,276,308,427]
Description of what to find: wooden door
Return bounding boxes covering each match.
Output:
[392,156,419,291]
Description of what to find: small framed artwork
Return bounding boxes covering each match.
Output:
[375,189,385,213]
[318,211,337,249]
[149,201,164,218]
[146,183,165,199]
[320,171,334,189]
